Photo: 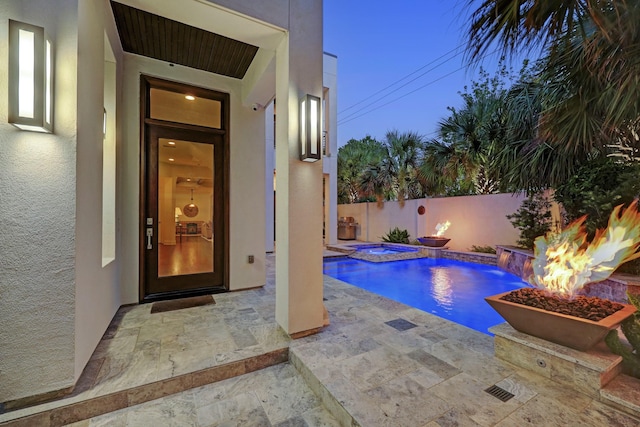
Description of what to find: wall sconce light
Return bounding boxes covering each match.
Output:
[299,94,321,162]
[8,20,53,133]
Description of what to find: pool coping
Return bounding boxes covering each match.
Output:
[326,242,426,263]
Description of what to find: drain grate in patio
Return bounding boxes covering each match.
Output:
[484,384,515,402]
[384,318,418,331]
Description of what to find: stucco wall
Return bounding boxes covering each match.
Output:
[0,0,78,402]
[338,194,530,251]
[74,0,123,385]
[274,0,324,334]
[322,53,338,244]
[119,54,268,303]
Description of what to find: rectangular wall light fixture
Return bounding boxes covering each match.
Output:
[8,20,53,133]
[299,94,321,162]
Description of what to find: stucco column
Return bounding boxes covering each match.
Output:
[274,2,324,336]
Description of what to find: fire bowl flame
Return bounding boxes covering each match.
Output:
[486,289,636,351]
[417,236,451,247]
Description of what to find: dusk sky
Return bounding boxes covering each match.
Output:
[323,1,525,148]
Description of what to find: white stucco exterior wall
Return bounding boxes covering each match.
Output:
[274,0,324,335]
[0,0,326,403]
[0,0,78,402]
[74,0,123,385]
[322,53,338,245]
[119,54,268,302]
[265,102,275,253]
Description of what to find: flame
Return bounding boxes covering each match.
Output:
[434,221,451,237]
[529,201,640,298]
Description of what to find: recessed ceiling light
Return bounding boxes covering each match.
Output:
[186,178,191,181]
[168,158,175,162]
[185,95,195,101]
[168,141,176,145]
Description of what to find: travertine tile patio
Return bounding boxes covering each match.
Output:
[2,254,639,426]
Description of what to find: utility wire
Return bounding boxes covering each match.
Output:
[338,43,467,116]
[337,49,464,123]
[338,49,462,122]
[337,49,499,126]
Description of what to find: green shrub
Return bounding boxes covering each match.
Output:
[381,227,410,244]
[470,245,496,254]
[506,193,553,249]
[606,292,640,379]
[553,158,640,274]
[553,158,640,237]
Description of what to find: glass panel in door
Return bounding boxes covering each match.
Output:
[157,138,214,277]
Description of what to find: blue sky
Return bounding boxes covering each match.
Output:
[323,1,513,147]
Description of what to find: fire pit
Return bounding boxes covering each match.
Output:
[417,237,451,247]
[486,289,635,351]
[418,221,451,247]
[487,202,640,351]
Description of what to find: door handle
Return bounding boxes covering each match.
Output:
[146,228,153,249]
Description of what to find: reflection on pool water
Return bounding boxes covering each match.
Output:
[323,256,526,335]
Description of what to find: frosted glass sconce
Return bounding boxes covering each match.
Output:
[8,20,53,133]
[299,94,321,162]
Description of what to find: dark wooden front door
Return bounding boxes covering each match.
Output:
[142,125,226,301]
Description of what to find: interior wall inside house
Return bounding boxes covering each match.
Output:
[0,0,78,403]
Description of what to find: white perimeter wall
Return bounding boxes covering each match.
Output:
[338,193,530,251]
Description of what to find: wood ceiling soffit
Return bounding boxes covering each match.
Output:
[110,1,258,79]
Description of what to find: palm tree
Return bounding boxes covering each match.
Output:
[465,0,640,154]
[360,130,426,206]
[419,75,506,195]
[337,136,385,203]
[490,73,596,193]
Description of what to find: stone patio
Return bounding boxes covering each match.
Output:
[2,254,639,426]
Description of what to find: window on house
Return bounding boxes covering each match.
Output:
[150,88,222,129]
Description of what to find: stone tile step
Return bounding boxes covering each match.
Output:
[0,348,288,427]
[491,323,624,399]
[601,374,640,418]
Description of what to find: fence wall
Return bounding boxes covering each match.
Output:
[338,193,535,251]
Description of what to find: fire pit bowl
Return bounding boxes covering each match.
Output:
[417,236,450,247]
[486,289,636,351]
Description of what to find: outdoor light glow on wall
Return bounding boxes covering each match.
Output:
[8,20,53,133]
[299,94,321,162]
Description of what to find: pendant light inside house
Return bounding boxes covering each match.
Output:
[183,189,199,217]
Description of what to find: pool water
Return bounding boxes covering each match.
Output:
[352,244,418,255]
[323,257,526,335]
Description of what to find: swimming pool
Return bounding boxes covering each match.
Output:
[323,256,526,335]
[351,243,419,255]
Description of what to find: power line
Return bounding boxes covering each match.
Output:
[338,47,466,123]
[338,43,467,116]
[337,50,498,127]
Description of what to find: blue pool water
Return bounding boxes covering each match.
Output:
[352,243,419,255]
[323,257,526,335]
